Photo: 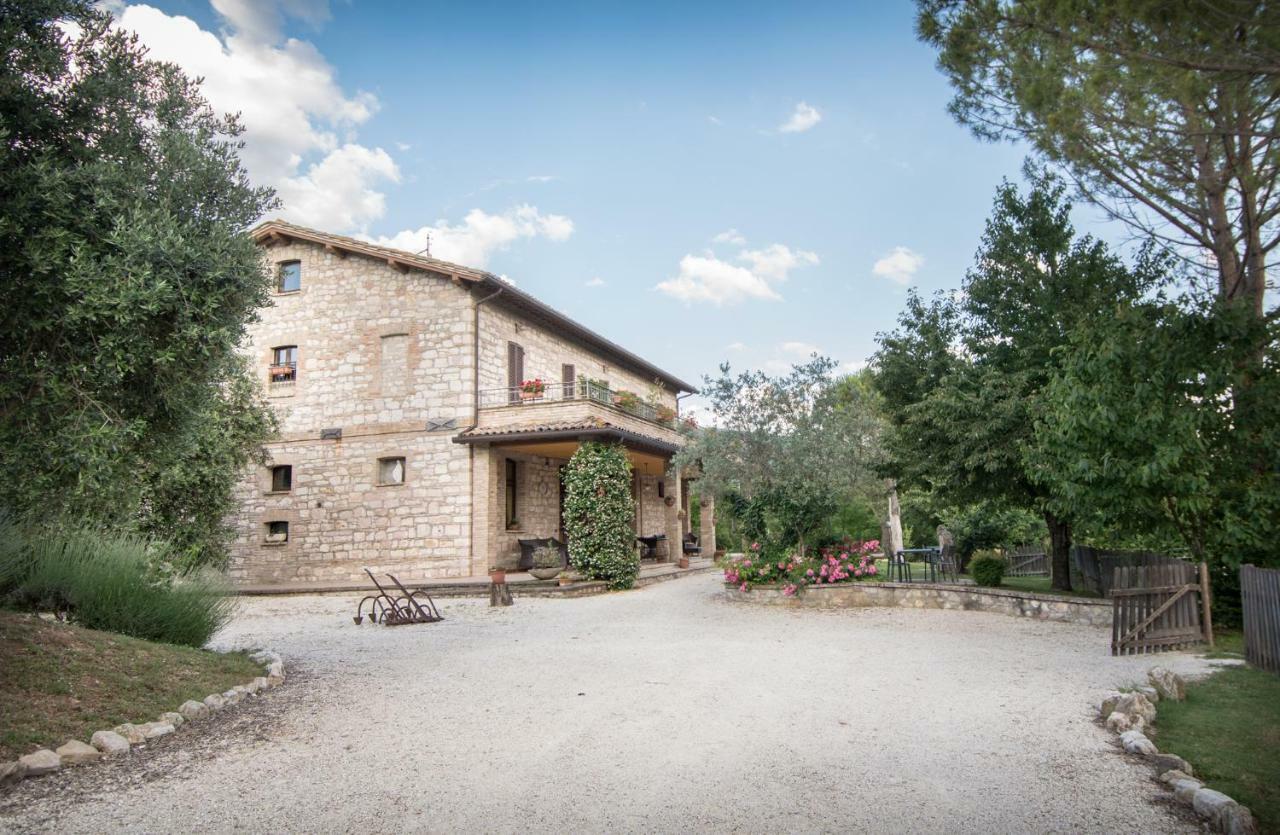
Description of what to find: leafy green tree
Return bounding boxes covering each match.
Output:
[1029,299,1280,621]
[873,177,1162,589]
[680,357,883,556]
[917,0,1278,318]
[563,442,639,589]
[0,1,276,565]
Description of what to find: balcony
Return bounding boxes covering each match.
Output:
[476,381,688,443]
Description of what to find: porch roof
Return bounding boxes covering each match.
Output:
[452,417,680,457]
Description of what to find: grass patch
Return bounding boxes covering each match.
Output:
[0,610,260,760]
[996,575,1101,599]
[1153,665,1280,831]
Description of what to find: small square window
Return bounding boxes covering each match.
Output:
[378,457,405,485]
[277,260,301,293]
[271,465,292,492]
[265,521,289,543]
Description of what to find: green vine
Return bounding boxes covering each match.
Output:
[563,442,638,589]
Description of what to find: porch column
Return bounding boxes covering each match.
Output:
[469,444,499,577]
[699,491,716,557]
[663,463,683,562]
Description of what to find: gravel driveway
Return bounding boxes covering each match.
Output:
[0,573,1216,833]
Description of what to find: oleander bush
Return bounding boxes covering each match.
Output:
[969,554,1006,588]
[724,540,881,595]
[563,442,639,589]
[0,516,233,647]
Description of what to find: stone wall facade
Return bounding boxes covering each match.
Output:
[725,582,1113,628]
[229,233,689,587]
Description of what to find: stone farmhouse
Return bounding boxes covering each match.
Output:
[229,220,715,589]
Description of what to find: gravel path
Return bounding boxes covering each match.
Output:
[0,573,1217,833]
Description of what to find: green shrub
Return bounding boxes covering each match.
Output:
[0,517,233,647]
[563,442,639,589]
[970,554,1006,587]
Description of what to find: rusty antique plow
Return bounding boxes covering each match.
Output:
[354,569,444,626]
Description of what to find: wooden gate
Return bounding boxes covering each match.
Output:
[1006,545,1049,577]
[1111,561,1213,655]
[1242,564,1280,674]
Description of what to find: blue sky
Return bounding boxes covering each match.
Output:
[114,0,1120,409]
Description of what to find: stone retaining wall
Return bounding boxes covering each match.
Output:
[725,581,1112,628]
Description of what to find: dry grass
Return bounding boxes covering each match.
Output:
[0,610,260,760]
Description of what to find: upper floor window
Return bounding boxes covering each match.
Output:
[270,465,292,492]
[277,260,301,293]
[271,345,298,382]
[507,342,525,404]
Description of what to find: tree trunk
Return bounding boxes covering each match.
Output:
[1045,511,1072,592]
[887,486,904,554]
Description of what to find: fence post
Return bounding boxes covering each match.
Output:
[1199,561,1214,647]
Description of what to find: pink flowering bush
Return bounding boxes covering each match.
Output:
[724,540,880,592]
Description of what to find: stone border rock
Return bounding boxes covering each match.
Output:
[1099,666,1258,834]
[0,649,285,789]
[725,580,1113,627]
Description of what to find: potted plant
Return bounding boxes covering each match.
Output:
[679,555,690,569]
[558,572,574,587]
[488,566,506,584]
[529,545,563,580]
[614,390,640,411]
[654,404,676,425]
[519,378,546,401]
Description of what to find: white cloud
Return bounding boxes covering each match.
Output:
[779,101,822,134]
[656,242,818,305]
[840,359,870,375]
[873,246,925,285]
[526,175,556,183]
[374,205,574,268]
[111,1,396,232]
[727,341,748,351]
[712,228,746,246]
[657,255,781,305]
[395,141,412,151]
[585,276,606,287]
[781,341,822,356]
[707,115,723,125]
[739,244,819,282]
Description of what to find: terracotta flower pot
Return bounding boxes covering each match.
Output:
[678,557,690,569]
[489,569,506,584]
[558,575,573,586]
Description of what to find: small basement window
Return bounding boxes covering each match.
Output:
[378,456,405,485]
[277,260,301,293]
[270,465,292,492]
[265,521,289,544]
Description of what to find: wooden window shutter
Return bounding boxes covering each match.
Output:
[562,363,575,399]
[507,342,524,403]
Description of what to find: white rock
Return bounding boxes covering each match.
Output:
[55,739,101,765]
[1192,788,1238,827]
[204,693,227,711]
[0,760,27,786]
[1223,805,1259,835]
[1119,729,1157,756]
[1151,752,1192,775]
[1099,691,1124,718]
[1135,685,1160,702]
[266,660,285,678]
[252,676,270,692]
[179,699,210,720]
[159,711,185,728]
[1172,778,1204,804]
[266,674,284,688]
[1105,711,1133,733]
[222,689,243,705]
[90,730,131,757]
[1159,768,1194,785]
[138,722,175,739]
[18,749,61,776]
[113,723,146,744]
[1114,692,1157,726]
[1148,667,1186,701]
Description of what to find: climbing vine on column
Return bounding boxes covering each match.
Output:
[563,442,638,589]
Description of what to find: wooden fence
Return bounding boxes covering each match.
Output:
[1111,561,1212,656]
[1242,564,1280,674]
[1073,546,1184,597]
[1005,545,1049,577]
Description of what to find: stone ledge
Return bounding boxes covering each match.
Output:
[724,581,1112,627]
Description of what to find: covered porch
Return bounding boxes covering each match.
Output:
[454,420,716,575]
